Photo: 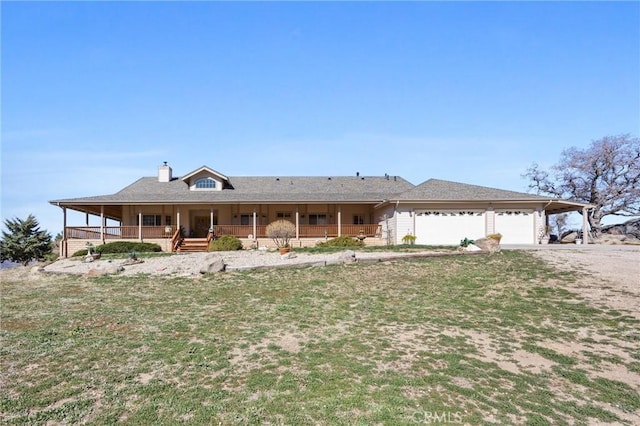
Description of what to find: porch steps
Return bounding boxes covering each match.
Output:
[176,238,209,253]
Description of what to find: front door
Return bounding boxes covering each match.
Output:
[193,216,210,238]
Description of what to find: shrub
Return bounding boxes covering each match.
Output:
[487,233,502,242]
[401,234,417,245]
[316,236,365,248]
[266,220,296,248]
[72,241,161,257]
[459,237,475,248]
[210,235,243,251]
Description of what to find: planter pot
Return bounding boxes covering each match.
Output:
[91,253,101,260]
[279,247,291,255]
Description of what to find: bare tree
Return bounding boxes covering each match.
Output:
[524,134,640,236]
[550,213,569,237]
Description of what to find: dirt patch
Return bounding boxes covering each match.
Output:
[530,247,640,319]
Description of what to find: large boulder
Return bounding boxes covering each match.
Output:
[473,237,501,253]
[85,261,124,277]
[199,254,225,274]
[601,218,640,239]
[560,231,578,244]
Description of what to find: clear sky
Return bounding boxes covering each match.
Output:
[2,1,639,235]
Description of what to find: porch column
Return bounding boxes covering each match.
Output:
[210,209,214,230]
[295,208,300,239]
[62,207,68,258]
[253,210,257,239]
[138,211,142,241]
[582,207,589,244]
[177,209,181,231]
[337,206,342,237]
[100,206,105,242]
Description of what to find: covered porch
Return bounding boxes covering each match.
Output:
[54,202,383,257]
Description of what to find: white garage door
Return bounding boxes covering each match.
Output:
[494,210,535,244]
[415,211,486,245]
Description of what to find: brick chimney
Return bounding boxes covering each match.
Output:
[158,162,172,182]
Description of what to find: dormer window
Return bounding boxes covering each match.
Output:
[195,177,216,189]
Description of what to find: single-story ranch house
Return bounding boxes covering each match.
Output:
[50,163,591,257]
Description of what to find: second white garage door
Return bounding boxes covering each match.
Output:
[415,211,486,245]
[494,210,536,244]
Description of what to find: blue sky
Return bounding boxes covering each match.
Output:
[2,1,639,235]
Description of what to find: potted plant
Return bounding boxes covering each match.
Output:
[486,233,502,243]
[266,220,296,254]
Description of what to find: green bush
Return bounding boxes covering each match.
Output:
[72,241,161,257]
[316,236,365,248]
[209,235,243,251]
[459,237,475,248]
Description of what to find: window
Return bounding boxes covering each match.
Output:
[277,212,292,220]
[137,214,161,226]
[240,214,252,226]
[353,215,365,225]
[165,216,172,226]
[194,177,216,189]
[308,214,327,225]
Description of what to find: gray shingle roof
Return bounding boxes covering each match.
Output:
[51,175,415,204]
[394,178,552,201]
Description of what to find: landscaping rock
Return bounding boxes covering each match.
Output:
[85,261,124,277]
[465,244,482,252]
[199,254,225,274]
[338,250,357,264]
[473,238,501,253]
[561,231,578,244]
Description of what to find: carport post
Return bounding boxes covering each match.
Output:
[582,207,589,244]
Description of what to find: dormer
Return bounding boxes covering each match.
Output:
[181,166,229,191]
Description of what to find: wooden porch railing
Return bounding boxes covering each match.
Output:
[64,224,381,240]
[65,226,175,240]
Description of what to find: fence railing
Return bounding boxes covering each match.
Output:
[65,226,175,240]
[65,224,381,240]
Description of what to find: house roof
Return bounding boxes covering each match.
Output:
[50,175,415,205]
[393,179,552,201]
[49,169,591,217]
[387,178,591,214]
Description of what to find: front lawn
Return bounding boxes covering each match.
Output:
[1,251,638,424]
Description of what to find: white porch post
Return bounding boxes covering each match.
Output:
[295,208,300,240]
[210,209,214,230]
[582,207,589,244]
[100,206,105,242]
[337,206,342,237]
[62,207,68,258]
[138,211,142,241]
[253,210,257,239]
[177,209,181,232]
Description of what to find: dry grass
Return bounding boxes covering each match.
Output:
[1,251,639,424]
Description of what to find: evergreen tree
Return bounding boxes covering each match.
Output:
[0,215,52,266]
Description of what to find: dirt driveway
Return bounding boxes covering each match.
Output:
[527,246,639,320]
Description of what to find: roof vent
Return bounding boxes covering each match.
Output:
[276,177,280,181]
[356,171,360,177]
